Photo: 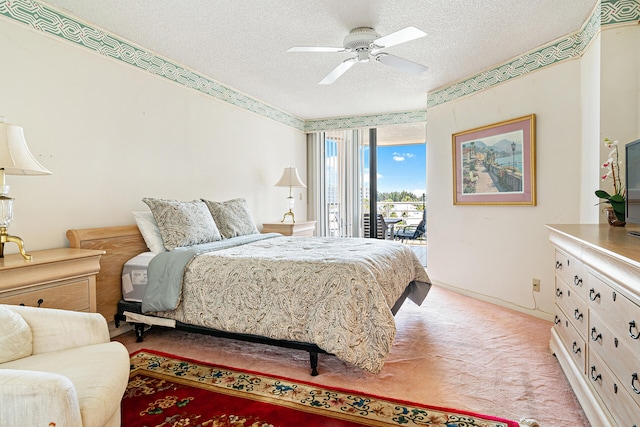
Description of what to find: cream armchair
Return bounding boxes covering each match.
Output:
[0,304,130,427]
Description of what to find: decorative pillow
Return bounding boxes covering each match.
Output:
[133,211,166,253]
[201,198,259,239]
[0,305,33,363]
[142,198,221,250]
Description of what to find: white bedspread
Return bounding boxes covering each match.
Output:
[151,236,430,373]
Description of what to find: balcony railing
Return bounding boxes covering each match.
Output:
[325,201,426,241]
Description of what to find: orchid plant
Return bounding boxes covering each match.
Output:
[595,138,625,222]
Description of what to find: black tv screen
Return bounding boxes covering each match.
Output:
[626,139,640,230]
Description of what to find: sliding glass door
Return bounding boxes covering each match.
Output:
[308,123,426,240]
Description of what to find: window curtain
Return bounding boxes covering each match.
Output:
[307,130,364,237]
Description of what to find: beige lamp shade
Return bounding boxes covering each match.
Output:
[0,118,51,176]
[275,167,306,188]
[0,117,51,260]
[274,167,305,223]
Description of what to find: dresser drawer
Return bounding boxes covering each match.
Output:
[0,279,91,312]
[589,349,640,426]
[588,272,640,353]
[590,311,640,409]
[554,306,586,373]
[555,250,586,300]
[556,277,588,337]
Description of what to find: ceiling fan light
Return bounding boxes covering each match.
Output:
[357,50,369,62]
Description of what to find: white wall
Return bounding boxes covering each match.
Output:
[426,23,640,319]
[580,32,601,224]
[0,18,307,252]
[427,60,584,318]
[599,24,640,220]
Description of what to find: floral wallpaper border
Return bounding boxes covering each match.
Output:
[1,0,637,132]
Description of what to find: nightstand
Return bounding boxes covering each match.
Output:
[262,220,317,236]
[0,248,104,312]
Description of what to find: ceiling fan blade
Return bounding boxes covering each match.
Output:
[373,26,427,49]
[287,46,345,53]
[319,58,357,84]
[375,53,428,75]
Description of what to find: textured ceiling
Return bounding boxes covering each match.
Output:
[43,0,596,122]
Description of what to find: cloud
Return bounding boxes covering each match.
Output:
[392,152,415,162]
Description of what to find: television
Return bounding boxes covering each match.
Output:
[625,139,640,236]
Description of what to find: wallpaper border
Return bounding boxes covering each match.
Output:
[1,0,636,132]
[426,0,639,108]
[0,0,306,131]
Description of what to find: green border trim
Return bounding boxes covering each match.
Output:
[0,0,305,131]
[601,0,640,25]
[304,110,427,132]
[2,1,636,130]
[427,0,639,108]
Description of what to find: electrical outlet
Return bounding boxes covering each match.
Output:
[532,278,541,292]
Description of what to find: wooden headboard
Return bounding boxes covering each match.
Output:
[67,225,147,321]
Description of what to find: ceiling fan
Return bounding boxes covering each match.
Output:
[287,26,428,84]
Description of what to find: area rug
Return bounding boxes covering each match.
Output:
[123,349,519,427]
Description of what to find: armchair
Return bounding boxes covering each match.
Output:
[0,305,130,427]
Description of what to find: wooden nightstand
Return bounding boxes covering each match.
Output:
[0,248,104,312]
[262,220,317,236]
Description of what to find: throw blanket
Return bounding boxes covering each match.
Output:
[145,236,431,373]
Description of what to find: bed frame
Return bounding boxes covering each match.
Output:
[66,225,415,376]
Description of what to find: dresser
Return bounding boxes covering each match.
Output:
[547,224,640,426]
[0,248,104,312]
[262,220,317,236]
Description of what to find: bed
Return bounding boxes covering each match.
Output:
[66,198,431,375]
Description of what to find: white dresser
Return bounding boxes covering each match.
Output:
[547,224,640,426]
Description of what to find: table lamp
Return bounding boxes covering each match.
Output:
[0,117,52,260]
[275,167,306,223]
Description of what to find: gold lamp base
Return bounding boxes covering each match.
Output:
[280,209,296,223]
[0,227,31,260]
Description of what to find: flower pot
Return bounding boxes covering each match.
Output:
[604,207,626,227]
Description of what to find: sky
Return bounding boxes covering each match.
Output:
[365,143,426,197]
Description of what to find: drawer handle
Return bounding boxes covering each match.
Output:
[590,366,601,382]
[590,327,602,342]
[572,342,581,355]
[574,309,583,321]
[630,321,639,339]
[632,373,640,394]
[589,289,600,302]
[612,291,617,302]
[573,275,582,286]
[554,315,561,325]
[556,288,563,297]
[556,261,562,270]
[19,299,44,308]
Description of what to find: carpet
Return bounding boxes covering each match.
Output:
[123,349,519,427]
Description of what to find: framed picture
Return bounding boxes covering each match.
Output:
[452,114,536,205]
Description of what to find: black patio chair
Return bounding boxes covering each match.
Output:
[394,211,426,242]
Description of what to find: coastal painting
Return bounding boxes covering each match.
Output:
[452,115,536,205]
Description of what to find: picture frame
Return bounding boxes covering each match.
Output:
[452,114,536,206]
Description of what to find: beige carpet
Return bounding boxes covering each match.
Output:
[115,286,589,426]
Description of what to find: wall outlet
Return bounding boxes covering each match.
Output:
[532,278,541,292]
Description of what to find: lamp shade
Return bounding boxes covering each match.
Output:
[0,118,51,176]
[275,167,306,188]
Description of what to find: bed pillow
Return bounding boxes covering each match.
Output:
[133,211,166,253]
[142,198,222,250]
[201,198,259,239]
[0,306,33,363]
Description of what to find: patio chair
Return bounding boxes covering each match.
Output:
[395,211,426,242]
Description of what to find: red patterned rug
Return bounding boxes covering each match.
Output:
[122,349,519,427]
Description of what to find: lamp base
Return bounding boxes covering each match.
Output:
[280,209,296,223]
[0,228,32,260]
